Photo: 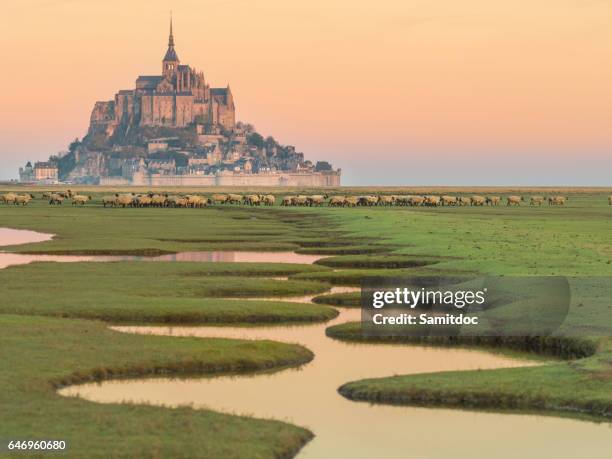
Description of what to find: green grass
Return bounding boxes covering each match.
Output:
[290,267,472,285]
[314,254,441,269]
[0,314,314,459]
[338,347,612,419]
[326,322,600,359]
[312,291,361,307]
[2,189,612,456]
[0,262,336,323]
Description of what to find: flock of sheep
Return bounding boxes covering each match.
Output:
[2,191,612,208]
[280,194,573,206]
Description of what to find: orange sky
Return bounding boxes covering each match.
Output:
[1,0,611,184]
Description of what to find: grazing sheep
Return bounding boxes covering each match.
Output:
[184,195,206,208]
[150,194,168,207]
[530,196,545,206]
[507,195,524,206]
[548,196,567,206]
[407,196,425,206]
[470,195,486,206]
[377,195,395,206]
[71,195,91,206]
[358,195,377,206]
[392,196,409,206]
[133,195,152,207]
[291,195,308,206]
[344,196,359,207]
[1,193,17,205]
[102,195,117,207]
[424,195,441,207]
[307,195,327,206]
[210,194,229,205]
[14,194,34,206]
[49,194,64,205]
[328,196,346,207]
[486,196,501,206]
[441,196,457,206]
[262,195,276,206]
[116,193,135,208]
[281,196,294,206]
[243,194,261,206]
[227,194,243,204]
[456,196,470,206]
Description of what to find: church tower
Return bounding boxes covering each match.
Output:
[162,15,179,78]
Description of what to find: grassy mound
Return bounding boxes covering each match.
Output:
[326,322,599,359]
[1,314,313,458]
[314,254,440,269]
[290,267,471,285]
[338,351,612,420]
[312,291,361,307]
[294,245,397,255]
[0,262,336,324]
[331,322,611,419]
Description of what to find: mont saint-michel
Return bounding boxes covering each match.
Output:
[19,20,340,187]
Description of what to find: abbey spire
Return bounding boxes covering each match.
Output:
[162,14,179,77]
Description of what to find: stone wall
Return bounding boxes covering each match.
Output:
[100,171,340,187]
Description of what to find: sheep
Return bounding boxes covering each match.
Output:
[408,196,425,206]
[262,195,276,206]
[211,194,229,204]
[358,195,377,206]
[486,196,501,206]
[243,194,261,206]
[344,196,359,207]
[167,195,189,207]
[530,196,545,206]
[441,195,457,206]
[57,190,73,199]
[116,193,135,208]
[548,196,567,206]
[71,195,91,206]
[281,196,294,206]
[291,195,308,206]
[49,194,64,205]
[328,196,346,207]
[388,195,405,206]
[470,195,486,206]
[14,194,34,206]
[102,195,117,207]
[457,196,471,206]
[227,194,243,204]
[1,193,17,205]
[307,195,327,206]
[507,195,524,206]
[377,195,395,206]
[392,196,409,206]
[150,194,168,207]
[609,196,612,206]
[424,195,441,206]
[184,195,206,208]
[136,195,154,207]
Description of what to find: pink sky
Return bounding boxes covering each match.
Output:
[0,0,611,184]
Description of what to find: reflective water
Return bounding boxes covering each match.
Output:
[0,228,323,268]
[61,309,612,458]
[4,228,609,458]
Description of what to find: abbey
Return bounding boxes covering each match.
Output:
[19,19,340,186]
[90,19,235,136]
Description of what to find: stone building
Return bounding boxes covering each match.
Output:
[89,18,235,137]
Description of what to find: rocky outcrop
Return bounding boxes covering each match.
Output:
[89,101,117,137]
